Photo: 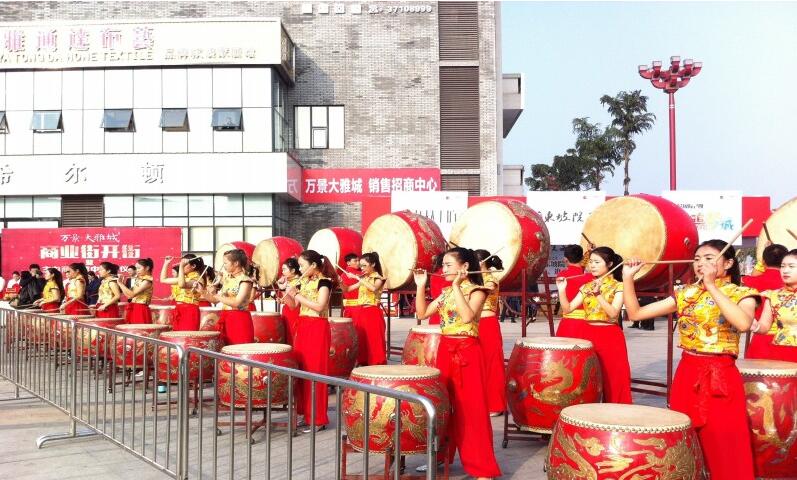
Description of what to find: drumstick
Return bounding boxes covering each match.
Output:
[414,269,505,278]
[788,229,797,242]
[596,261,624,283]
[696,218,753,284]
[448,240,460,248]
[481,246,506,265]
[763,222,772,243]
[581,232,596,248]
[190,265,211,292]
[644,260,694,265]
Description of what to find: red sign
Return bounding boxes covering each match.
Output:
[302,168,440,203]
[1,227,182,300]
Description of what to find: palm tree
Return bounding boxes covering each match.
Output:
[600,91,656,195]
[571,117,621,190]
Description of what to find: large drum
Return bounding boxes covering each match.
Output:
[362,211,447,290]
[547,404,704,479]
[342,365,451,454]
[199,306,222,332]
[113,323,171,368]
[214,241,256,271]
[506,337,602,433]
[217,343,298,408]
[251,237,303,286]
[738,359,797,479]
[157,331,222,384]
[328,317,358,377]
[150,305,176,327]
[757,196,797,260]
[251,312,286,343]
[580,194,698,290]
[307,227,363,269]
[18,309,46,343]
[48,314,95,348]
[401,325,441,367]
[75,317,126,358]
[449,199,550,286]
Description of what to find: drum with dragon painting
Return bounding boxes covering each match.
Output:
[217,343,298,409]
[401,325,441,367]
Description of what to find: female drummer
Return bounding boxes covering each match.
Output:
[283,250,337,431]
[344,252,386,366]
[556,247,632,404]
[61,262,89,315]
[174,255,207,330]
[749,248,797,362]
[341,253,361,319]
[117,258,154,324]
[94,262,122,318]
[413,247,501,480]
[623,239,757,479]
[474,249,507,417]
[427,253,449,325]
[33,268,65,312]
[555,245,593,337]
[743,244,787,358]
[199,249,254,344]
[277,257,302,345]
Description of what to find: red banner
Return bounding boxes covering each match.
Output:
[1,227,182,300]
[302,168,440,203]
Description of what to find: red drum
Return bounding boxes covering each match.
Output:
[113,323,171,368]
[251,237,303,287]
[150,305,176,327]
[18,310,45,342]
[449,199,550,286]
[580,194,698,290]
[217,343,298,408]
[307,227,363,269]
[48,314,95,348]
[343,365,451,454]
[547,404,704,479]
[199,307,222,332]
[74,318,126,358]
[328,317,358,377]
[251,312,286,343]
[401,325,441,367]
[214,241,256,271]
[738,359,797,479]
[362,210,447,290]
[506,337,602,433]
[118,302,128,318]
[157,331,221,384]
[757,196,797,259]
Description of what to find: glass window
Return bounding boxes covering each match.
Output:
[0,198,5,218]
[188,195,213,216]
[189,216,214,226]
[6,220,58,229]
[311,107,328,127]
[105,217,133,226]
[104,196,133,217]
[180,227,188,251]
[211,108,243,131]
[328,106,345,149]
[33,196,61,217]
[101,109,135,132]
[215,226,243,246]
[245,226,272,243]
[244,216,272,226]
[134,217,163,226]
[213,194,242,216]
[189,226,214,251]
[214,216,243,226]
[160,108,189,131]
[164,217,188,227]
[312,128,328,149]
[5,196,32,217]
[31,111,63,132]
[294,106,311,149]
[134,195,162,216]
[163,195,188,216]
[244,194,272,216]
[0,111,8,134]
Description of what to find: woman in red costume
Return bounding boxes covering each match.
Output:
[554,244,593,336]
[61,262,90,315]
[343,252,386,366]
[276,257,302,345]
[94,262,122,318]
[750,248,797,362]
[118,258,154,324]
[33,268,65,312]
[743,243,787,358]
[474,249,507,417]
[199,249,254,345]
[340,253,362,319]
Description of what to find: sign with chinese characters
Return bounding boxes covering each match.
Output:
[0,18,293,81]
[0,227,182,300]
[302,168,441,203]
[526,191,606,245]
[391,191,468,239]
[661,190,743,245]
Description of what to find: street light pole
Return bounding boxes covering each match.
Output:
[639,56,702,190]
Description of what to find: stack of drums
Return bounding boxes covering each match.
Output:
[251,237,303,287]
[307,227,363,269]
[506,337,602,433]
[150,305,176,327]
[217,343,298,408]
[401,325,441,367]
[251,312,286,343]
[547,404,704,479]
[738,359,797,479]
[157,331,222,384]
[342,365,450,454]
[113,324,172,368]
[74,317,126,358]
[199,306,222,332]
[328,317,358,377]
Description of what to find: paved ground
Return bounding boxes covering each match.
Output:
[1,314,700,479]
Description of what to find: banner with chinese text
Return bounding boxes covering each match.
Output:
[526,191,606,245]
[302,168,441,203]
[661,190,743,245]
[391,191,468,239]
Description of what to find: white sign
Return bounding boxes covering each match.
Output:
[526,191,606,245]
[661,190,743,245]
[545,245,568,278]
[391,191,468,239]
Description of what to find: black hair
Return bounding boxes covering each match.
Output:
[763,244,788,268]
[300,250,340,289]
[784,249,797,261]
[29,263,41,271]
[12,271,20,276]
[443,247,484,285]
[697,239,741,285]
[344,253,359,263]
[360,252,383,276]
[224,249,249,271]
[46,267,65,301]
[127,265,136,271]
[589,246,623,281]
[563,244,584,264]
[99,262,119,276]
[136,258,154,272]
[87,271,97,279]
[186,255,207,274]
[172,265,180,274]
[474,249,504,270]
[283,257,301,276]
[68,262,89,284]
[431,253,444,272]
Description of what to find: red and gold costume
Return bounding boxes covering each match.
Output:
[434,280,501,478]
[555,265,592,337]
[125,275,153,324]
[64,277,89,315]
[217,273,254,345]
[670,277,758,479]
[173,271,202,331]
[756,287,797,362]
[40,279,61,312]
[352,272,386,366]
[742,268,784,359]
[341,266,361,319]
[280,277,302,345]
[479,271,507,414]
[294,275,332,426]
[94,276,120,318]
[428,268,450,325]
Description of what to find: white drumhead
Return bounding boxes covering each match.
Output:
[161,331,220,339]
[410,325,442,335]
[559,404,691,433]
[757,196,797,261]
[517,336,593,350]
[351,365,439,380]
[362,213,417,290]
[150,305,175,311]
[222,343,292,355]
[329,317,352,324]
[308,228,342,266]
[116,324,171,332]
[738,359,797,377]
[252,312,281,317]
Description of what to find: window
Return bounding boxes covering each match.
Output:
[31,111,63,133]
[160,108,189,131]
[212,108,243,131]
[0,111,8,134]
[102,109,135,132]
[294,106,344,149]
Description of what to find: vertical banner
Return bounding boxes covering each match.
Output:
[526,191,606,245]
[661,190,743,244]
[390,191,469,240]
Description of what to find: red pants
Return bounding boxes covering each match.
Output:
[342,305,360,320]
[436,336,501,478]
[95,304,120,318]
[746,333,797,362]
[428,313,441,325]
[293,316,330,426]
[219,310,254,345]
[125,303,152,324]
[173,303,201,331]
[670,352,754,480]
[282,304,300,345]
[198,301,212,308]
[41,301,60,313]
[353,305,386,366]
[64,301,90,315]
[478,315,507,413]
[248,302,256,312]
[570,322,632,403]
[555,317,581,337]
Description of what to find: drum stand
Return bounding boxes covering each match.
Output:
[216,402,298,443]
[340,435,450,480]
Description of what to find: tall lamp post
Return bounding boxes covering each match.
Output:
[638,56,702,190]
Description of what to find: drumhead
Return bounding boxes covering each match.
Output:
[517,336,593,350]
[252,312,281,317]
[308,228,342,265]
[116,324,171,332]
[222,343,292,355]
[559,404,691,433]
[161,331,220,339]
[738,359,797,377]
[351,365,440,380]
[150,305,175,311]
[52,314,94,319]
[78,318,125,324]
[410,325,442,335]
[757,196,797,261]
[362,213,417,290]
[329,317,352,323]
[200,307,222,312]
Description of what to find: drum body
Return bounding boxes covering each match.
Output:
[252,237,303,286]
[114,324,171,368]
[547,404,704,479]
[75,318,126,358]
[217,343,298,409]
[307,227,363,269]
[362,211,447,290]
[507,337,602,433]
[580,194,698,290]
[18,310,45,342]
[342,365,450,454]
[199,307,222,332]
[48,315,95,349]
[757,196,797,260]
[449,199,550,286]
[251,312,286,343]
[150,305,176,327]
[738,359,797,479]
[157,331,221,383]
[214,241,256,271]
[401,325,441,367]
[328,317,358,377]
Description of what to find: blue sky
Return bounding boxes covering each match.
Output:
[501,1,796,206]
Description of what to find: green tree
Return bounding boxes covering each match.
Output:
[526,150,591,191]
[600,90,656,195]
[571,117,621,190]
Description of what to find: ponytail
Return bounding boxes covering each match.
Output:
[69,262,89,284]
[474,249,503,271]
[137,258,154,273]
[47,267,66,301]
[590,247,623,281]
[300,250,340,290]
